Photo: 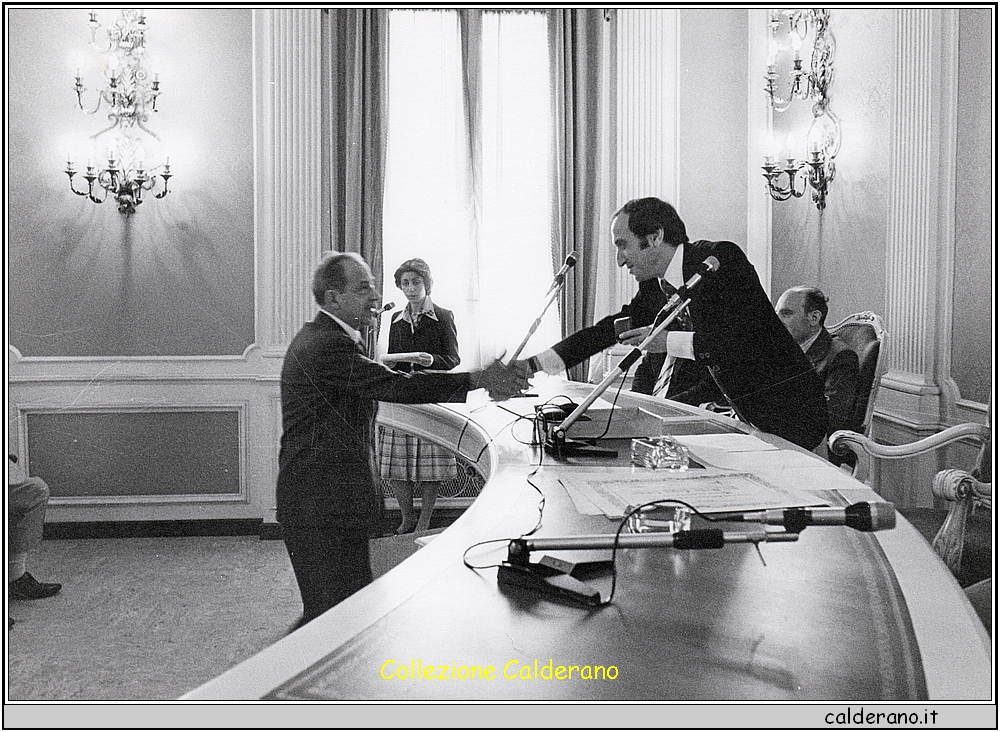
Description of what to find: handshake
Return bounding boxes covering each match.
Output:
[470,359,535,401]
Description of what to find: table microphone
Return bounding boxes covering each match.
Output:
[376,302,395,314]
[734,501,896,533]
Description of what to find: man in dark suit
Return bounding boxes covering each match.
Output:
[522,197,828,451]
[278,253,527,628]
[776,286,861,462]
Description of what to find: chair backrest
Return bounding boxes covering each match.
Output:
[828,311,887,435]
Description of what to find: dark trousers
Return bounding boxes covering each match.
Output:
[282,524,373,625]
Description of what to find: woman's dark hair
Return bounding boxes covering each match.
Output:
[394,258,433,294]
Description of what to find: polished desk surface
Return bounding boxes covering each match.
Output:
[184,377,992,701]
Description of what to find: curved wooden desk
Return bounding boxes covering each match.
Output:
[184,379,991,701]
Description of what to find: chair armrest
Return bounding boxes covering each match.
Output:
[829,424,991,484]
[829,422,990,482]
[931,469,992,576]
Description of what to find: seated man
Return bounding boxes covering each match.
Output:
[8,455,62,601]
[775,286,861,464]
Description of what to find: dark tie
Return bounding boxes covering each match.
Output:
[653,279,692,397]
[658,279,692,330]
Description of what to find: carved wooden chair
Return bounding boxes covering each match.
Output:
[827,311,888,438]
[830,423,992,633]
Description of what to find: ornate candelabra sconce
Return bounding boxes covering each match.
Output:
[762,9,840,211]
[65,9,172,215]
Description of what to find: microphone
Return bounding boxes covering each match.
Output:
[509,253,579,363]
[663,255,720,310]
[374,301,395,314]
[511,528,800,554]
[734,501,896,533]
[546,251,578,294]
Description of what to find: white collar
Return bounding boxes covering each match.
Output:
[320,309,363,346]
[399,295,438,325]
[799,328,821,354]
[661,241,685,290]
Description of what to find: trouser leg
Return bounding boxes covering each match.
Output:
[282,524,373,624]
[8,478,49,555]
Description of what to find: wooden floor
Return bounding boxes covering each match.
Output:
[6,529,443,701]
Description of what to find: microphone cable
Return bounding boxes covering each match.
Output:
[602,498,728,605]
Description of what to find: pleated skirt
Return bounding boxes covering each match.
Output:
[377,427,458,482]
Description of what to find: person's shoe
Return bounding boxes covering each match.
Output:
[9,572,62,600]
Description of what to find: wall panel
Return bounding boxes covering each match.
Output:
[25,409,242,501]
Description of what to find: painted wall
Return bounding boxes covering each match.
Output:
[678,9,749,248]
[952,9,993,405]
[769,9,892,325]
[7,8,254,358]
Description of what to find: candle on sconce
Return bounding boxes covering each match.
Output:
[789,31,802,61]
[764,132,777,165]
[783,133,798,163]
[766,39,778,68]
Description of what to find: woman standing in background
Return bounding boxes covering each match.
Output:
[378,258,461,534]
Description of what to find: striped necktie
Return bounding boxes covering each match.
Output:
[652,280,692,398]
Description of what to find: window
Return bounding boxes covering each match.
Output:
[381,9,557,369]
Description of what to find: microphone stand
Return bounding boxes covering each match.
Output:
[542,294,694,455]
[497,528,799,605]
[509,276,568,363]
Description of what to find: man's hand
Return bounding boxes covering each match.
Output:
[618,325,667,352]
[507,359,535,379]
[414,352,434,367]
[473,359,530,401]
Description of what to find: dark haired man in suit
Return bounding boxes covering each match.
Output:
[278,252,527,628]
[521,197,828,451]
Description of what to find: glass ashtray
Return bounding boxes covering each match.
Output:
[625,504,692,534]
[630,435,690,471]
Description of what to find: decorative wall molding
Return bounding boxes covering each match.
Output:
[254,9,324,353]
[746,8,773,293]
[613,8,680,304]
[878,8,960,432]
[16,404,249,507]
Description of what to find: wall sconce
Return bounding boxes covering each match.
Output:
[762,9,840,211]
[65,9,172,215]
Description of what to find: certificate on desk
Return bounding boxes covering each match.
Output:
[555,466,827,518]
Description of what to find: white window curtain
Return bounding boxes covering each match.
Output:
[382,9,557,369]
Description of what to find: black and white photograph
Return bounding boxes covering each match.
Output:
[5,5,994,729]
